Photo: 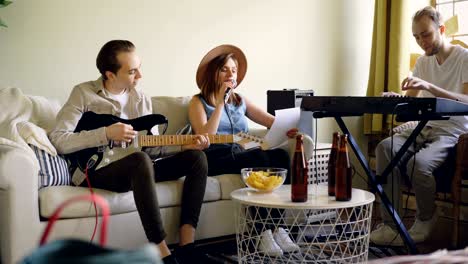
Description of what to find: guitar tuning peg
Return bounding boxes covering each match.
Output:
[108,150,114,156]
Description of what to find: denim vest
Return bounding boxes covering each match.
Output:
[198,95,249,135]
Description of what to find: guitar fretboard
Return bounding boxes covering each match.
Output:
[139,134,234,147]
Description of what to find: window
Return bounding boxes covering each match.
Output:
[434,0,468,44]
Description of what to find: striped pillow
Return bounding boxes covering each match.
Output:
[30,145,71,189]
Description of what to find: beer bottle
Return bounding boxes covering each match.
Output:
[328,132,340,196]
[335,134,352,201]
[291,134,308,202]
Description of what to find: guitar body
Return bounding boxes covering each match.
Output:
[67,112,168,173]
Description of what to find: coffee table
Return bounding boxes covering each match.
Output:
[231,184,375,263]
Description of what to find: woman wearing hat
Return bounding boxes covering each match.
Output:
[188,44,302,256]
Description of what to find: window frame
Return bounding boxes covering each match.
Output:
[433,0,468,42]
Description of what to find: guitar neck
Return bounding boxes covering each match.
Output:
[138,134,234,147]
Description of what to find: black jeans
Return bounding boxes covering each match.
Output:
[204,144,291,181]
[82,150,208,244]
[204,145,290,230]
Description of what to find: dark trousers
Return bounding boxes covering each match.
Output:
[82,150,208,244]
[204,145,291,181]
[204,145,290,230]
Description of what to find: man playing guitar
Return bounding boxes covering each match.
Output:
[50,40,212,264]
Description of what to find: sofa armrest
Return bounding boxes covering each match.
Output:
[0,144,39,190]
[0,144,42,264]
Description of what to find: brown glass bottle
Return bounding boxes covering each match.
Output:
[335,134,352,201]
[291,134,308,202]
[328,132,340,196]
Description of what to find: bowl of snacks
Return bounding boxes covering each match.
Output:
[241,167,287,193]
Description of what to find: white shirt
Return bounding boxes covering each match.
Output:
[413,45,468,136]
[108,90,130,119]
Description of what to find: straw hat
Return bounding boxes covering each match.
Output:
[196,44,247,89]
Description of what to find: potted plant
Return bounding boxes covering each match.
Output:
[0,0,12,28]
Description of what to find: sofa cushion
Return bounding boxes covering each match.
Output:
[30,144,71,189]
[39,175,223,218]
[212,174,245,200]
[152,96,191,135]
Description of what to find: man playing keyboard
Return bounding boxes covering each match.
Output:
[370,6,468,246]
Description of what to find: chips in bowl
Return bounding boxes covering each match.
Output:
[241,168,287,192]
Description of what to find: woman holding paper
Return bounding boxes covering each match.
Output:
[189,44,311,256]
[188,44,292,178]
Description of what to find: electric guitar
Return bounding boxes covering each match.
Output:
[67,111,265,172]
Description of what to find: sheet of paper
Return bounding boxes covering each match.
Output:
[263,107,301,149]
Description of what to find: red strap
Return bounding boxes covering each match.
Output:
[39,194,110,246]
[85,166,99,242]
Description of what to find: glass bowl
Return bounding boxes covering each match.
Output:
[241,167,287,192]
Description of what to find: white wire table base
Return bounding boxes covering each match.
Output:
[235,204,373,263]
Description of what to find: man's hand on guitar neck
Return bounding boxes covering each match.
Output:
[105,122,138,142]
[181,134,210,151]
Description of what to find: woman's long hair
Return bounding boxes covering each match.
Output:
[199,53,242,106]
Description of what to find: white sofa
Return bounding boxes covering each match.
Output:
[0,92,257,264]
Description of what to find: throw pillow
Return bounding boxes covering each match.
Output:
[176,123,192,135]
[30,144,71,189]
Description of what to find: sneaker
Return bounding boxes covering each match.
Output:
[273,227,300,253]
[370,223,404,246]
[408,207,440,243]
[258,229,283,256]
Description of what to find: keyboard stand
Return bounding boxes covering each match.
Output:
[312,112,425,254]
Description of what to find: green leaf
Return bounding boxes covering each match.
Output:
[0,0,12,28]
[0,17,7,28]
[0,1,12,8]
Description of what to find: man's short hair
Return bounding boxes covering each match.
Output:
[96,40,135,80]
[413,6,444,27]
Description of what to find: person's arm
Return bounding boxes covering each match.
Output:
[188,95,224,134]
[402,77,468,102]
[244,96,274,128]
[49,86,108,154]
[429,81,468,101]
[49,86,137,154]
[402,51,468,101]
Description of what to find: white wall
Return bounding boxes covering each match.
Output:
[0,0,374,143]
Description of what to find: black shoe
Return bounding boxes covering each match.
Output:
[162,254,180,264]
[175,243,217,264]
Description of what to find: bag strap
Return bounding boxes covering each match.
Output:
[39,194,110,246]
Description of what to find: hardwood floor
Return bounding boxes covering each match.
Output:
[372,202,468,254]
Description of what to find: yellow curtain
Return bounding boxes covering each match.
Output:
[364,0,411,134]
